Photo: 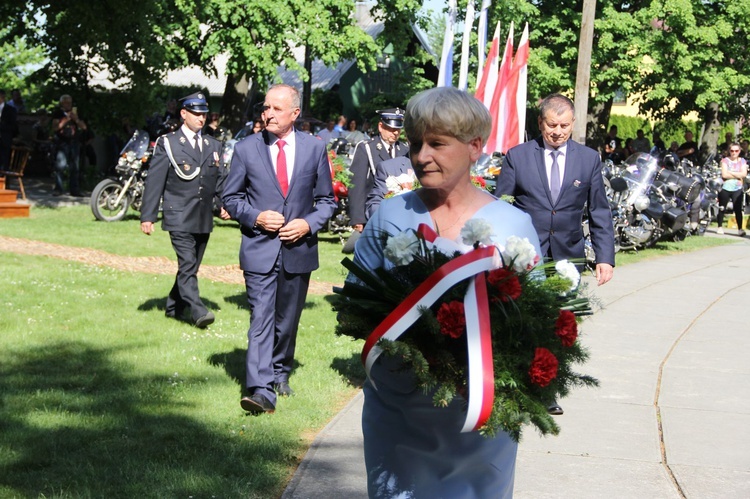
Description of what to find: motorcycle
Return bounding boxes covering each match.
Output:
[90,130,152,222]
[326,149,352,238]
[608,153,688,252]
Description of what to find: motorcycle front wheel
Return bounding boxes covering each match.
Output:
[91,179,132,222]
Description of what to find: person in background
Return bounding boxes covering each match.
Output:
[140,91,230,328]
[651,131,666,155]
[344,119,367,146]
[0,90,18,170]
[602,125,624,163]
[716,143,747,237]
[316,120,337,144]
[203,112,230,141]
[740,139,749,159]
[7,89,27,114]
[51,94,87,196]
[677,130,699,165]
[163,99,179,122]
[222,84,336,415]
[631,129,651,154]
[495,93,615,415]
[348,108,409,233]
[333,115,347,137]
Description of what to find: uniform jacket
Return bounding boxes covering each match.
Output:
[222,129,336,274]
[140,128,225,234]
[495,137,615,266]
[366,156,412,218]
[349,136,408,225]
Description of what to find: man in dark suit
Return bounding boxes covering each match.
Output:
[140,91,230,328]
[495,93,615,414]
[222,84,336,414]
[365,155,413,218]
[0,89,19,170]
[348,108,408,233]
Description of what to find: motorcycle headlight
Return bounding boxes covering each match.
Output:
[126,151,136,162]
[634,195,650,212]
[117,157,128,167]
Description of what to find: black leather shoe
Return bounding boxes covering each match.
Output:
[194,311,215,328]
[547,403,564,415]
[241,394,275,414]
[274,381,294,397]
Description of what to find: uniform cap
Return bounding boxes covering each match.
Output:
[180,92,209,114]
[376,107,404,129]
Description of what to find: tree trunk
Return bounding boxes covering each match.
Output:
[700,102,721,163]
[302,45,312,115]
[586,98,612,151]
[573,0,597,145]
[221,73,250,134]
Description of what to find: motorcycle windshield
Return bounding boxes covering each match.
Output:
[120,130,150,159]
[622,153,659,205]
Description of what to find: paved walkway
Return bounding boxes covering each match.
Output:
[283,241,750,498]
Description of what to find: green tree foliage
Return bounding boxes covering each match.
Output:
[0,28,46,110]
[4,0,191,134]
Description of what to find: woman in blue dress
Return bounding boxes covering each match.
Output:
[350,87,542,498]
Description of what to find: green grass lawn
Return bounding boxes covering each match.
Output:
[0,204,351,285]
[0,204,741,496]
[0,237,363,497]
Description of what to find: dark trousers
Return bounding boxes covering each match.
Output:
[717,189,744,229]
[243,253,310,405]
[168,231,210,322]
[54,141,81,195]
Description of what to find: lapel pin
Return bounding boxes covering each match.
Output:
[573,180,581,187]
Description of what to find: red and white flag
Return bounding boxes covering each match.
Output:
[501,22,529,153]
[474,22,500,110]
[486,22,514,154]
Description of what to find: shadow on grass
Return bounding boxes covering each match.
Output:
[137,296,223,313]
[331,352,366,389]
[0,341,296,496]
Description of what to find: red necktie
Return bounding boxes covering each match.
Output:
[276,139,289,196]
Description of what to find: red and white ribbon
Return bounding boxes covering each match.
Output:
[362,224,497,432]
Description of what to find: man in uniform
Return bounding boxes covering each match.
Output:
[348,108,408,233]
[140,91,230,328]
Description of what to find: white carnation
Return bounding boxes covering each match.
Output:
[555,259,580,291]
[385,176,403,194]
[460,218,494,246]
[384,231,420,265]
[502,236,538,272]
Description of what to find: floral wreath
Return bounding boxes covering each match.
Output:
[334,219,598,441]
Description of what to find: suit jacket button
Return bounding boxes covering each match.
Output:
[551,210,556,215]
[550,230,555,234]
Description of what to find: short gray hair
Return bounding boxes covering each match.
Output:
[539,94,574,119]
[267,84,300,109]
[404,87,491,144]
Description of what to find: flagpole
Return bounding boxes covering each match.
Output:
[458,0,476,91]
[476,0,491,83]
[437,0,458,87]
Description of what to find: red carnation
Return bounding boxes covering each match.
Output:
[487,268,522,302]
[436,301,466,339]
[555,310,578,347]
[529,347,559,387]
